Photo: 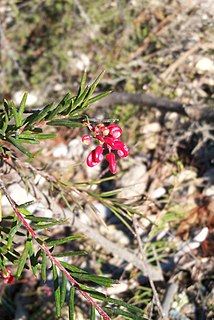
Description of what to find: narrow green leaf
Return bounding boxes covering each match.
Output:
[23,102,54,126]
[87,90,112,105]
[78,71,87,96]
[60,272,67,308]
[45,93,72,120]
[19,133,56,140]
[7,135,33,158]
[15,138,39,144]
[7,220,22,247]
[18,207,33,216]
[10,101,20,128]
[70,272,116,287]
[32,221,65,230]
[60,261,87,274]
[22,215,58,223]
[90,304,96,320]
[41,251,47,282]
[54,250,87,258]
[53,264,61,317]
[29,239,38,276]
[17,238,31,278]
[18,92,28,124]
[69,286,75,320]
[103,307,146,320]
[1,109,9,133]
[90,293,145,315]
[80,70,105,109]
[3,99,10,117]
[47,119,82,127]
[46,235,84,247]
[70,86,90,111]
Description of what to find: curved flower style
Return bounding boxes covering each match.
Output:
[82,122,128,174]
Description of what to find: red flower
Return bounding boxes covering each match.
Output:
[106,152,116,174]
[86,146,103,167]
[82,134,91,145]
[83,121,128,174]
[108,124,122,138]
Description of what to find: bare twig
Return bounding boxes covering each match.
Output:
[93,92,214,123]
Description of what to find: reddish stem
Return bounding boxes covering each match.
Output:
[1,182,111,320]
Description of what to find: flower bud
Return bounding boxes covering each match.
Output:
[82,134,91,145]
[106,152,116,174]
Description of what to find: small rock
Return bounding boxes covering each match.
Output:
[177,169,197,183]
[151,187,166,199]
[93,202,112,219]
[52,143,68,158]
[141,122,161,134]
[2,184,35,208]
[196,57,214,72]
[119,164,147,198]
[13,91,38,106]
[193,227,209,243]
[68,138,84,159]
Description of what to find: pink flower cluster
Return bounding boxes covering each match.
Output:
[0,268,14,284]
[82,122,128,174]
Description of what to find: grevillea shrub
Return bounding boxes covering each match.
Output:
[0,72,146,320]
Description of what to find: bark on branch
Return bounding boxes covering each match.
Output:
[94,92,214,123]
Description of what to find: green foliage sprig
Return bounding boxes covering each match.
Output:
[0,73,146,320]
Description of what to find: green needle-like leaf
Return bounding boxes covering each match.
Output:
[41,251,47,282]
[47,119,83,127]
[78,71,87,96]
[60,272,67,308]
[23,102,54,126]
[87,90,112,105]
[29,239,38,276]
[69,286,75,320]
[90,304,96,320]
[10,101,20,128]
[45,93,72,120]
[17,238,31,278]
[53,250,87,258]
[7,135,33,158]
[53,264,61,317]
[103,307,146,319]
[18,92,28,125]
[46,235,84,247]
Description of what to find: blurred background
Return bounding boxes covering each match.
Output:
[1,1,214,319]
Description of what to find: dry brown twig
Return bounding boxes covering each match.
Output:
[93,91,214,123]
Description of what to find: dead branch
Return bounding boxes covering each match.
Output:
[93,92,214,123]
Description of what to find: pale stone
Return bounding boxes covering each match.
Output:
[151,187,166,199]
[193,227,209,242]
[142,122,161,134]
[68,138,84,159]
[52,143,68,158]
[196,57,214,72]
[119,164,147,198]
[93,202,111,219]
[177,169,197,183]
[13,91,38,106]
[2,184,35,207]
